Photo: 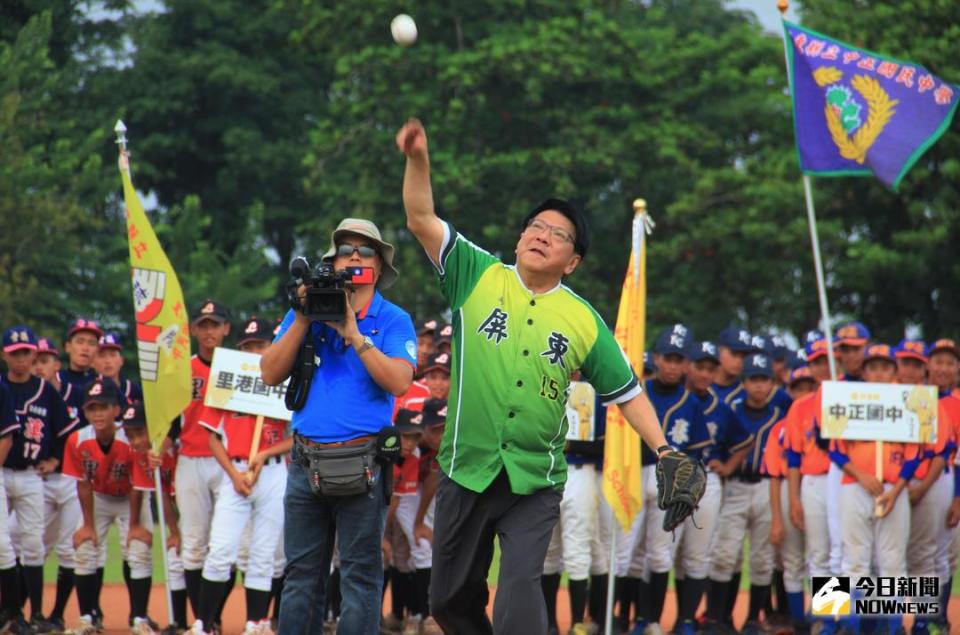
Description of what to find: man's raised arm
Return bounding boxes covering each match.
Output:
[396,118,445,265]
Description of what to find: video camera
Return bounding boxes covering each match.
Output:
[287,256,374,322]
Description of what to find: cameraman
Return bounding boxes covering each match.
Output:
[261,219,417,635]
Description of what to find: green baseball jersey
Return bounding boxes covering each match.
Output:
[433,222,641,494]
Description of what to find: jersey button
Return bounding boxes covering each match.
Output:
[530,300,536,306]
[522,350,530,356]
[501,442,508,450]
[508,411,516,418]
[527,318,533,325]
[516,380,523,387]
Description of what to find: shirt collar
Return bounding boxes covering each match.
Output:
[507,265,563,297]
[357,290,384,320]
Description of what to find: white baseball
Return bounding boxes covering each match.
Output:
[391,14,417,47]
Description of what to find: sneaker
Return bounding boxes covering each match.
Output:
[401,615,422,635]
[189,621,210,635]
[241,622,258,635]
[66,616,97,635]
[569,623,600,635]
[132,617,158,635]
[33,616,65,634]
[674,619,697,635]
[642,624,663,635]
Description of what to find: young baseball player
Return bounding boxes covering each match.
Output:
[830,343,921,633]
[62,378,154,635]
[707,354,783,635]
[32,338,62,388]
[411,399,446,635]
[0,376,21,632]
[420,352,451,401]
[895,338,928,386]
[679,341,753,635]
[1,326,76,629]
[95,332,143,408]
[416,319,439,369]
[628,325,710,633]
[178,300,231,619]
[192,317,290,635]
[765,366,818,631]
[834,321,870,382]
[713,326,754,406]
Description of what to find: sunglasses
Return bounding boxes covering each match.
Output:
[336,244,378,259]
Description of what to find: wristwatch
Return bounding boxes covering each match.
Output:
[656,444,675,458]
[355,335,375,355]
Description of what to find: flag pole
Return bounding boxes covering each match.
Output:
[605,523,617,635]
[778,0,838,379]
[116,120,176,627]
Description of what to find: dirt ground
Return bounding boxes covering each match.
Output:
[50,584,960,634]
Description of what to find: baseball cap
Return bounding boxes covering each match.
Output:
[894,339,928,363]
[522,198,590,258]
[803,329,824,345]
[786,348,808,370]
[422,398,448,427]
[787,366,816,387]
[929,338,960,359]
[835,321,871,346]
[642,351,654,374]
[67,318,103,341]
[421,351,452,376]
[120,402,147,428]
[417,319,439,336]
[321,218,398,290]
[191,299,229,325]
[3,326,37,353]
[82,378,120,408]
[653,324,692,357]
[435,323,454,344]
[98,332,123,351]
[717,326,753,352]
[689,341,719,363]
[804,339,834,362]
[863,343,895,363]
[743,354,774,379]
[237,317,273,346]
[768,335,791,361]
[394,408,425,433]
[750,335,769,355]
[36,337,60,357]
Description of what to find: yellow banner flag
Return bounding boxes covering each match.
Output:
[602,210,648,532]
[119,150,192,451]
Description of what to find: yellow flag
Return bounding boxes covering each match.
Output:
[119,150,192,451]
[602,213,647,531]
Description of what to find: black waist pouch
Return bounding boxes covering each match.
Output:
[294,436,379,497]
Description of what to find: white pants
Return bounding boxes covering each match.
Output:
[202,460,285,591]
[710,479,773,585]
[627,464,679,579]
[907,471,953,581]
[176,456,224,570]
[43,473,82,568]
[0,472,15,570]
[542,465,609,580]
[238,520,286,579]
[4,468,46,566]
[167,545,186,591]
[75,492,153,578]
[613,506,643,578]
[839,483,909,580]
[801,473,834,577]
[827,463,844,573]
[674,471,722,580]
[396,490,434,571]
[777,479,806,593]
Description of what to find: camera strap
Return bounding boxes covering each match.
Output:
[285,335,316,412]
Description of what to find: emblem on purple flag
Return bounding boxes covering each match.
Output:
[784,21,958,190]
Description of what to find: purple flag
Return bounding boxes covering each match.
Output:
[784,21,958,190]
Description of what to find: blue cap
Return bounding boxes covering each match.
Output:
[835,321,871,346]
[894,339,927,362]
[689,340,719,363]
[786,348,808,370]
[653,324,692,357]
[3,325,38,353]
[750,334,768,355]
[863,343,895,363]
[743,353,774,379]
[642,351,654,373]
[768,335,791,360]
[718,326,753,352]
[804,338,833,361]
[98,331,123,350]
[803,329,824,345]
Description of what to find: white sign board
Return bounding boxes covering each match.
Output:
[566,381,597,441]
[820,380,937,443]
[204,347,291,421]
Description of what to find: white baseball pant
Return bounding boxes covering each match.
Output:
[396,489,433,571]
[175,456,224,570]
[3,468,45,566]
[907,471,952,581]
[674,470,721,580]
[709,479,773,585]
[0,471,15,570]
[628,464,678,579]
[827,463,844,573]
[202,459,285,591]
[43,473,81,568]
[74,492,152,579]
[801,473,834,577]
[777,479,806,593]
[839,483,909,579]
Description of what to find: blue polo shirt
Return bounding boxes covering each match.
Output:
[274,291,417,442]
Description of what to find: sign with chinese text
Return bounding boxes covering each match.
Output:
[565,381,596,441]
[820,381,936,443]
[204,347,291,421]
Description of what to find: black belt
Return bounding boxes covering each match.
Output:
[231,456,283,466]
[733,472,765,483]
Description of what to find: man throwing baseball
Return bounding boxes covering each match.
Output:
[396,118,703,635]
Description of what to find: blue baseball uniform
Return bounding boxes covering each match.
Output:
[1,376,75,469]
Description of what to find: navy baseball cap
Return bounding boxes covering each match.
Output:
[98,332,123,351]
[787,365,816,387]
[864,343,895,364]
[653,324,692,357]
[237,317,272,346]
[768,335,791,361]
[191,299,229,325]
[717,326,753,352]
[82,377,119,407]
[743,354,774,379]
[642,351,654,373]
[120,401,147,428]
[394,408,425,433]
[835,321,871,346]
[690,341,719,363]
[750,335,769,355]
[895,339,928,363]
[67,318,103,340]
[786,348,808,370]
[435,323,453,344]
[421,351,452,376]
[422,399,448,427]
[36,337,60,357]
[3,325,37,353]
[803,329,824,345]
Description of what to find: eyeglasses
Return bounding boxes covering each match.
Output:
[525,219,574,245]
[336,244,378,259]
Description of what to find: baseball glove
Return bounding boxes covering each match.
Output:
[656,450,707,532]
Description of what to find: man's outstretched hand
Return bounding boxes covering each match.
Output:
[396,118,428,160]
